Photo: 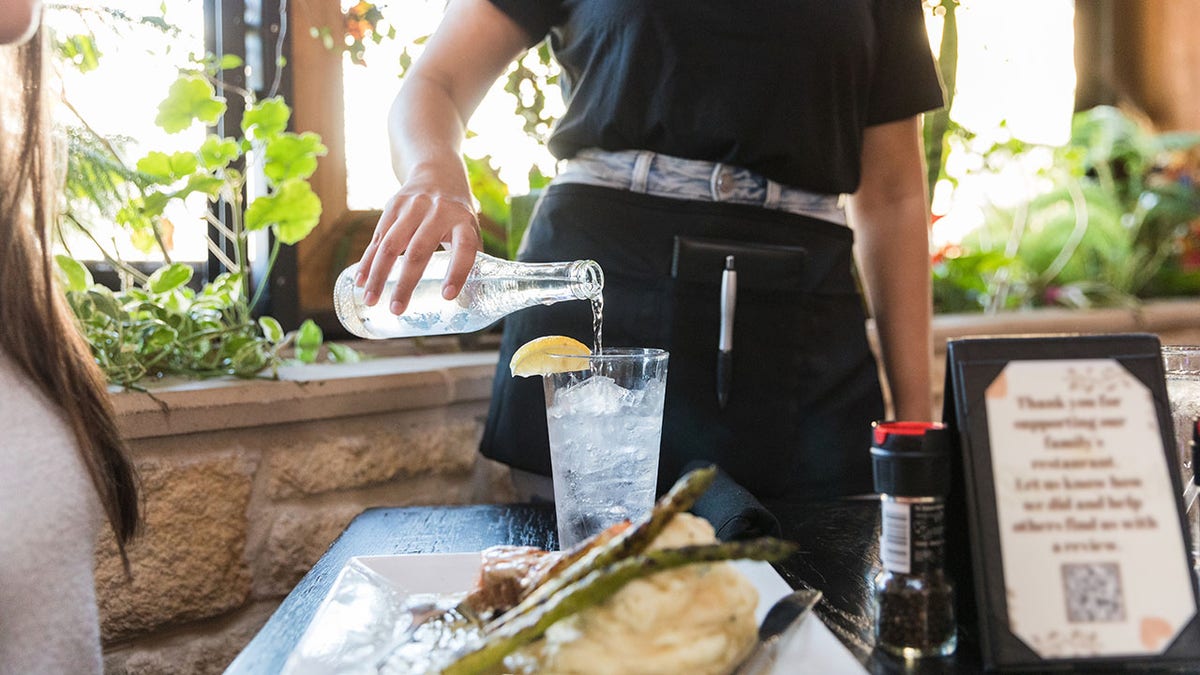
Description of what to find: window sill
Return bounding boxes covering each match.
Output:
[111,351,501,440]
[930,297,1200,342]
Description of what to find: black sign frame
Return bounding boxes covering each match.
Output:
[942,333,1200,671]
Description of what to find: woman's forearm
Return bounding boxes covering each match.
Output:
[853,192,934,421]
[847,117,935,422]
[387,71,474,198]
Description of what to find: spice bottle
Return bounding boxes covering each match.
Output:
[333,251,603,339]
[871,421,957,659]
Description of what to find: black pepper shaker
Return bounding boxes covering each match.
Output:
[871,421,957,659]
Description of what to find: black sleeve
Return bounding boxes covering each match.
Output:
[486,0,565,47]
[866,0,946,125]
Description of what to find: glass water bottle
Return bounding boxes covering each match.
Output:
[334,251,604,339]
[871,421,957,659]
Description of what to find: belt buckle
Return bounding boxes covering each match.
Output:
[714,166,736,199]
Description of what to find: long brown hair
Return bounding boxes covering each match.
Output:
[0,27,140,558]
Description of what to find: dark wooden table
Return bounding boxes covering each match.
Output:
[225,500,1196,674]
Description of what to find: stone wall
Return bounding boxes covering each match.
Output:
[92,301,1200,673]
[98,353,514,674]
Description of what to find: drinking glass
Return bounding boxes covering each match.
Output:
[542,348,668,549]
[1162,345,1200,572]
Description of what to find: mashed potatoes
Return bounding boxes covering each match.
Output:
[509,514,759,675]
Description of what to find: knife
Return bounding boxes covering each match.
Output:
[735,588,824,674]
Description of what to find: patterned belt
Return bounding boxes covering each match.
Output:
[554,148,846,225]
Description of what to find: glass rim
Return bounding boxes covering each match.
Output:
[1162,345,1200,354]
[1163,345,1200,377]
[544,347,668,361]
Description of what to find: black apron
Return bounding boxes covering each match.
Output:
[480,183,883,501]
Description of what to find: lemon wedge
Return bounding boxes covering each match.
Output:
[509,335,592,377]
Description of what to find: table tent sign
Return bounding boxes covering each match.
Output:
[943,333,1200,671]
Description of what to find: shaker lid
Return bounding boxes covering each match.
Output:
[871,421,953,497]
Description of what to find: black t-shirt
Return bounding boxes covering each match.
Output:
[487,0,944,194]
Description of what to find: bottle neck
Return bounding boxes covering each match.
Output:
[475,255,604,301]
[880,495,946,575]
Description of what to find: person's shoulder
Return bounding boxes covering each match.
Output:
[0,349,73,447]
[0,347,99,541]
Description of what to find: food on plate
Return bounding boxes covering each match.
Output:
[463,522,630,616]
[464,546,559,615]
[426,466,796,675]
[507,512,761,675]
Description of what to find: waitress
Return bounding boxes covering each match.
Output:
[353,0,944,501]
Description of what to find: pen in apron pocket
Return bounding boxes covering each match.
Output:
[718,255,736,409]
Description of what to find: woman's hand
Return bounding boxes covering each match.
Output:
[355,163,481,315]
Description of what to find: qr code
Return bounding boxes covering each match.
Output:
[1061,562,1125,623]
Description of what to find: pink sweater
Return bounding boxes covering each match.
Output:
[0,350,104,674]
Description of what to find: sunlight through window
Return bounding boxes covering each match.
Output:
[52,1,208,263]
[340,0,560,211]
[927,0,1077,247]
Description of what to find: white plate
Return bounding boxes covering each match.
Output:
[284,553,866,674]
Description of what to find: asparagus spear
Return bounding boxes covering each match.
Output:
[440,538,798,675]
[485,465,717,631]
[523,520,630,597]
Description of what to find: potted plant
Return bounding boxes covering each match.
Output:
[932,105,1200,314]
[53,10,352,388]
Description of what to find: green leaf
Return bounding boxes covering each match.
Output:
[242,97,290,141]
[116,204,149,230]
[183,173,226,198]
[156,75,227,134]
[68,292,94,321]
[219,54,244,70]
[244,179,323,244]
[55,255,93,292]
[130,228,159,254]
[527,165,551,190]
[263,132,327,184]
[202,272,244,304]
[136,151,175,179]
[296,319,322,348]
[258,316,284,343]
[57,34,101,72]
[294,319,323,364]
[143,190,172,218]
[88,288,124,321]
[136,150,198,180]
[465,154,508,227]
[326,342,361,364]
[170,151,199,176]
[231,343,269,374]
[142,322,179,350]
[147,263,194,293]
[199,136,240,170]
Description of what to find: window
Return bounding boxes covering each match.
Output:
[52,1,290,311]
[339,0,559,210]
[925,0,1078,247]
[53,1,208,264]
